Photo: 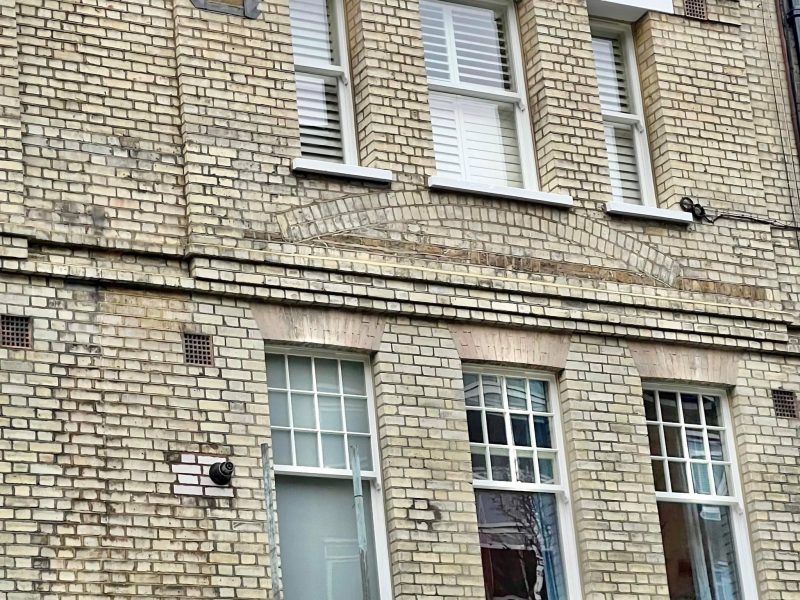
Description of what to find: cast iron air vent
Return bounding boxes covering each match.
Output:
[684,0,708,20]
[183,333,214,366]
[190,0,259,18]
[772,389,799,419]
[0,315,31,349]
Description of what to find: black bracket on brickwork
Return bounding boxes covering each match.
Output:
[191,0,259,19]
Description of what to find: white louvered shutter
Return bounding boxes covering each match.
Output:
[592,35,646,205]
[421,0,524,188]
[430,93,522,187]
[290,0,348,162]
[290,0,335,64]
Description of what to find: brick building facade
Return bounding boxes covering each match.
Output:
[1,0,799,598]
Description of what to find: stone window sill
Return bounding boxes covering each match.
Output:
[428,176,574,208]
[292,158,394,184]
[605,201,693,224]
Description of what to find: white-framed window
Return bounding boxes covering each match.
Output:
[266,350,392,600]
[644,387,758,600]
[591,21,656,206]
[464,369,581,600]
[289,0,357,163]
[420,0,536,190]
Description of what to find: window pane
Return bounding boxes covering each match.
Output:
[486,412,507,445]
[296,73,344,162]
[476,490,568,600]
[534,416,552,449]
[467,409,484,443]
[269,390,290,428]
[657,502,741,600]
[529,380,549,412]
[429,92,522,187]
[604,121,643,205]
[321,433,346,468]
[643,389,658,421]
[349,435,372,471]
[290,0,335,64]
[266,354,287,388]
[686,429,706,459]
[295,431,319,467]
[713,464,730,496]
[451,4,511,89]
[659,392,680,423]
[341,361,367,395]
[538,451,557,484]
[506,378,527,410]
[276,476,381,600]
[691,462,711,495]
[472,448,488,479]
[287,355,313,390]
[592,35,631,113]
[708,430,725,461]
[517,450,535,483]
[291,392,316,429]
[647,424,663,456]
[511,414,531,447]
[315,358,340,394]
[652,459,667,492]
[319,395,343,431]
[482,375,503,408]
[464,373,481,406]
[489,448,511,481]
[273,430,293,465]
[668,461,689,493]
[682,393,702,425]
[703,395,722,427]
[344,396,370,434]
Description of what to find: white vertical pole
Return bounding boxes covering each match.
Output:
[350,444,371,600]
[261,442,282,600]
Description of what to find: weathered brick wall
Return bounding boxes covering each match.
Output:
[2,0,800,598]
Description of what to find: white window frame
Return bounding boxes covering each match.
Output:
[644,385,758,599]
[465,365,582,600]
[591,20,657,207]
[266,346,393,600]
[423,0,538,191]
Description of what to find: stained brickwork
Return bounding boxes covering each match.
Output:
[1,0,800,598]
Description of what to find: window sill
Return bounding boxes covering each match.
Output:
[428,176,574,208]
[605,201,693,224]
[292,158,394,184]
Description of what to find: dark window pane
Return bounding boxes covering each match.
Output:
[652,460,667,492]
[489,450,511,481]
[681,393,701,425]
[471,449,488,480]
[686,428,706,459]
[534,416,552,448]
[486,412,507,445]
[658,502,741,600]
[647,424,662,456]
[511,415,531,447]
[708,430,725,461]
[643,389,658,421]
[467,410,484,443]
[517,453,535,483]
[529,380,549,412]
[713,464,729,496]
[663,426,684,458]
[659,391,680,422]
[668,461,689,493]
[703,395,721,427]
[476,490,568,600]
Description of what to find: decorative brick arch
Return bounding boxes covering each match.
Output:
[276,190,682,285]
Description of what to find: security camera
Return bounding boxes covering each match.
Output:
[209,461,235,486]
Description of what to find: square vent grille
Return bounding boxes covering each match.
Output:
[772,389,798,419]
[1,315,31,348]
[684,0,708,20]
[183,333,214,366]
